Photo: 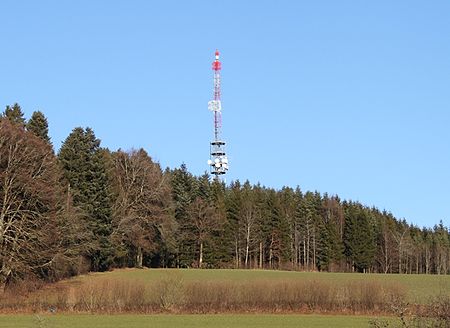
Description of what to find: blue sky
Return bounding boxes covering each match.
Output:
[1,1,449,228]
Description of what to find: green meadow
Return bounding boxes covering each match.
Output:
[1,269,448,328]
[0,314,390,328]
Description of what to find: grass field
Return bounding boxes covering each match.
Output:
[75,268,450,303]
[2,269,449,328]
[0,314,390,328]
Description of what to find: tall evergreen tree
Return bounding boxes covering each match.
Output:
[261,188,288,268]
[27,111,51,144]
[225,180,243,268]
[343,204,376,272]
[58,127,113,271]
[318,195,344,271]
[208,178,231,266]
[2,103,26,127]
[170,164,198,267]
[278,187,297,268]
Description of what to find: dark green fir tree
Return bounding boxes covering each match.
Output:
[2,103,26,127]
[27,110,51,144]
[58,127,113,271]
[343,204,376,272]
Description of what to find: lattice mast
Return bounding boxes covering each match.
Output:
[207,50,228,177]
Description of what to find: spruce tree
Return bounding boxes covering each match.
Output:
[208,178,231,265]
[58,127,113,271]
[225,180,243,267]
[2,103,26,127]
[343,204,376,272]
[170,164,198,266]
[260,188,288,268]
[27,110,51,143]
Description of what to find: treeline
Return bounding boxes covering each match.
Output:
[0,104,449,288]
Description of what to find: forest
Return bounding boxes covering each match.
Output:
[1,103,449,290]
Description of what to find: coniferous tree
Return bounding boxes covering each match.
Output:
[2,103,26,127]
[279,187,297,268]
[290,186,304,269]
[170,164,198,267]
[261,188,288,268]
[239,181,258,268]
[318,195,344,271]
[225,180,243,268]
[58,127,113,271]
[27,111,51,144]
[208,178,230,266]
[344,204,376,272]
[433,221,450,274]
[297,191,320,270]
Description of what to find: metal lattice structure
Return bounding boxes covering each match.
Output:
[207,50,229,177]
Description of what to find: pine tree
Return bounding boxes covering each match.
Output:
[27,110,51,144]
[2,103,26,127]
[58,127,113,271]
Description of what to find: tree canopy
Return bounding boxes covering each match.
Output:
[0,104,449,290]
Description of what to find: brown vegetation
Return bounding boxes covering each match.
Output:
[0,275,406,314]
[0,119,60,289]
[110,149,173,268]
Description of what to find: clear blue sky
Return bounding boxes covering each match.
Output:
[1,1,449,228]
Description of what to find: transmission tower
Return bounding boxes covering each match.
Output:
[207,50,229,178]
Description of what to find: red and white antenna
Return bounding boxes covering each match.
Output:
[207,50,228,177]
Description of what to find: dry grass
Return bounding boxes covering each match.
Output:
[0,272,406,314]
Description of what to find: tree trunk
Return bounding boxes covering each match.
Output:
[235,238,239,269]
[384,241,389,274]
[259,242,263,269]
[306,223,310,270]
[312,228,316,270]
[293,224,299,269]
[298,244,302,270]
[199,241,203,268]
[269,235,274,269]
[136,246,143,268]
[302,235,306,269]
[0,263,12,292]
[245,225,250,268]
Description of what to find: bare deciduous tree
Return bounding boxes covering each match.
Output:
[0,120,60,289]
[111,149,172,268]
[188,197,218,268]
